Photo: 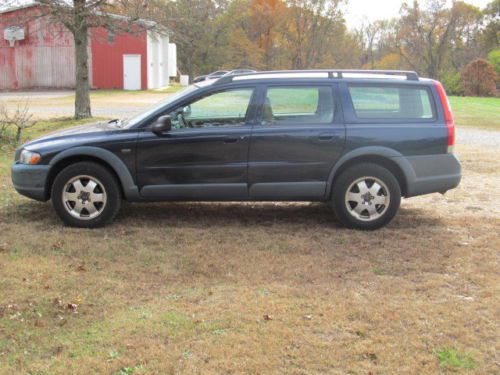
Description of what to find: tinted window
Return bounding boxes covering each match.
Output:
[263,86,334,125]
[348,85,434,120]
[169,88,254,129]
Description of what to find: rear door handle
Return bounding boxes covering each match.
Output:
[318,133,335,141]
[224,136,245,143]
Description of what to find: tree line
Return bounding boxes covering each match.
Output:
[161,0,499,95]
[3,0,498,120]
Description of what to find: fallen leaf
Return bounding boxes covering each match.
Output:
[51,241,64,251]
[362,352,377,362]
[76,264,86,272]
[35,319,45,327]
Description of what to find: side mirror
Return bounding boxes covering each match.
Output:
[152,115,172,135]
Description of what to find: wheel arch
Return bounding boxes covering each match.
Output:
[46,147,140,201]
[327,147,416,198]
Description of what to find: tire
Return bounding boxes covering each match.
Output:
[51,162,122,228]
[332,163,401,230]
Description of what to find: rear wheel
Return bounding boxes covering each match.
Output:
[51,162,121,228]
[332,163,401,230]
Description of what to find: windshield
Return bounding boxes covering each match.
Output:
[123,85,198,128]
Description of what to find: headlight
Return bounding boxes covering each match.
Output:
[19,150,41,165]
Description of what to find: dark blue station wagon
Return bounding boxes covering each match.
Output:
[12,70,461,229]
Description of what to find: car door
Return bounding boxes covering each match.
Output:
[248,83,345,200]
[136,86,257,200]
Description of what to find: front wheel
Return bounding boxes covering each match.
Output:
[51,162,122,228]
[332,163,401,230]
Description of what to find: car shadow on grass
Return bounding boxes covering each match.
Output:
[117,201,444,229]
[2,200,444,230]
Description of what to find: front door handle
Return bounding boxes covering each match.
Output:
[318,133,335,141]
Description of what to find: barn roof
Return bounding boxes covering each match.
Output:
[0,1,163,32]
[0,2,38,15]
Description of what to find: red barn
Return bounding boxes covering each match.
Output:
[0,3,177,91]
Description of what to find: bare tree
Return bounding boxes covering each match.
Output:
[356,20,386,69]
[0,102,37,144]
[396,0,481,79]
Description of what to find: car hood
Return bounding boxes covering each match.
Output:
[21,121,126,151]
[38,121,119,140]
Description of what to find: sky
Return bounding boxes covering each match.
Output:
[344,0,492,29]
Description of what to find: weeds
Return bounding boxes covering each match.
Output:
[436,347,478,369]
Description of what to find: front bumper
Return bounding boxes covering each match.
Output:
[11,163,51,201]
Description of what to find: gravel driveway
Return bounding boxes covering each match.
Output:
[0,90,166,119]
[456,127,499,147]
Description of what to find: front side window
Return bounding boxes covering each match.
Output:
[348,85,434,120]
[262,86,335,125]
[168,88,254,129]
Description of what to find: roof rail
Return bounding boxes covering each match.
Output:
[335,70,419,81]
[214,69,419,85]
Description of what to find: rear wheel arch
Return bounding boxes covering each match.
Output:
[329,153,410,198]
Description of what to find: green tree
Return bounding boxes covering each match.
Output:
[488,49,500,73]
[284,0,345,69]
[480,0,500,52]
[161,0,228,80]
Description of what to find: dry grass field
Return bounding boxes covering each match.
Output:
[0,90,499,374]
[0,140,498,374]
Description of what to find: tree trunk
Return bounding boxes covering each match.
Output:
[16,127,22,144]
[73,2,91,119]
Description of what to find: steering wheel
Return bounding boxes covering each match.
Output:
[177,112,188,128]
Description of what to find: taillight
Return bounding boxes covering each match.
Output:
[433,80,455,153]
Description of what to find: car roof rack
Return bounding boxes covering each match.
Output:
[214,69,419,85]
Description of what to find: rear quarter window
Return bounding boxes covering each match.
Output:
[348,85,434,120]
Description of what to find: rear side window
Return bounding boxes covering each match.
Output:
[263,86,334,125]
[348,85,434,120]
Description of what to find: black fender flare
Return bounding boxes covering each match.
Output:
[325,146,417,198]
[49,146,141,201]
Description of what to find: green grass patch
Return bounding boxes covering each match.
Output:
[435,347,478,369]
[162,311,195,337]
[450,96,500,130]
[112,364,144,375]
